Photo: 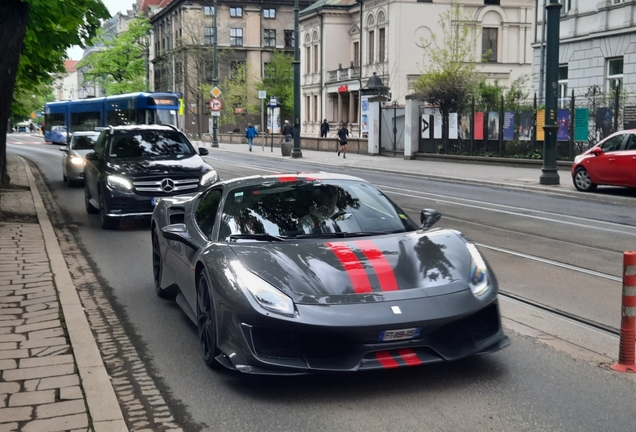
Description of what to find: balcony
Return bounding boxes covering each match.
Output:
[327,65,361,83]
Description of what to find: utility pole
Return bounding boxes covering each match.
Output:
[291,0,302,158]
[540,0,561,185]
[211,0,219,147]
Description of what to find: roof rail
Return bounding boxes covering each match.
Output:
[165,124,179,132]
[109,125,114,135]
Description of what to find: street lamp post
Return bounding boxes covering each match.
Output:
[540,0,561,185]
[291,0,302,158]
[211,0,219,148]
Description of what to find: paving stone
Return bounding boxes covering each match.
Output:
[14,319,61,334]
[0,349,29,360]
[24,304,47,313]
[22,413,88,432]
[0,422,18,432]
[0,328,12,335]
[20,296,58,307]
[23,380,39,392]
[37,374,79,390]
[28,327,63,340]
[25,312,59,324]
[0,319,24,327]
[26,290,57,300]
[59,385,83,400]
[20,354,74,369]
[35,399,86,419]
[0,383,20,396]
[22,308,57,319]
[20,337,67,350]
[0,406,32,422]
[0,359,17,370]
[0,296,24,304]
[0,308,21,315]
[0,342,17,350]
[0,334,25,343]
[9,390,55,406]
[33,345,69,357]
[2,363,74,381]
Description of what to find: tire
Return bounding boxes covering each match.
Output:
[152,229,176,299]
[99,189,119,230]
[197,272,221,369]
[573,167,597,192]
[84,182,99,214]
[63,173,67,182]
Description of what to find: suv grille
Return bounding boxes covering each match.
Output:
[133,176,200,194]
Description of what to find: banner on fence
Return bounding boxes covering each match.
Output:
[536,110,545,141]
[488,112,499,140]
[595,107,612,140]
[459,113,470,140]
[433,113,442,139]
[519,111,532,141]
[449,113,458,139]
[503,111,515,140]
[574,108,589,141]
[474,112,484,140]
[557,109,570,141]
[624,106,636,130]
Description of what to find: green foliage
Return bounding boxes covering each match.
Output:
[78,17,152,95]
[218,62,259,127]
[476,75,531,111]
[260,51,293,119]
[11,83,54,124]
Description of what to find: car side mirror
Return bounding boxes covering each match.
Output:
[85,152,98,161]
[161,224,199,250]
[198,147,209,156]
[591,147,603,156]
[420,209,441,230]
[59,146,68,152]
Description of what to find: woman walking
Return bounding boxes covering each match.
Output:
[245,123,257,152]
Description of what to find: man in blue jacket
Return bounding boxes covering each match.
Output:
[245,123,257,151]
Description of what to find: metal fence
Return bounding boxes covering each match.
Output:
[424,90,636,161]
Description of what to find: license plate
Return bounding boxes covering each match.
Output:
[151,197,161,206]
[378,327,421,342]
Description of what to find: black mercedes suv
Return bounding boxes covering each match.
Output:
[84,125,218,229]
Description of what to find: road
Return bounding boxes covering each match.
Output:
[7,133,636,432]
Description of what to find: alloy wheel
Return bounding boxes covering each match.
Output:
[197,273,219,368]
[574,168,596,192]
[152,230,174,299]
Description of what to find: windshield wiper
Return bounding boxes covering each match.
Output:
[229,234,287,242]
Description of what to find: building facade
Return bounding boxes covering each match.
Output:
[149,0,312,135]
[300,0,535,136]
[52,61,79,101]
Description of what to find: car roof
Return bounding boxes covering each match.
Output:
[72,131,100,135]
[216,172,367,189]
[108,124,179,133]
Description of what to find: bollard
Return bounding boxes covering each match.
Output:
[611,251,636,373]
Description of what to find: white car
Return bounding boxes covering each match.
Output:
[60,131,100,187]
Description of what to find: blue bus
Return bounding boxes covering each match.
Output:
[44,92,180,144]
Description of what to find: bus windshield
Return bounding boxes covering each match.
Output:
[156,110,178,128]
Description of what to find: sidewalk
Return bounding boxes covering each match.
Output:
[0,154,126,432]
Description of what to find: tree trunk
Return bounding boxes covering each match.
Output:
[0,0,29,189]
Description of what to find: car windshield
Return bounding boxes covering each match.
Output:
[71,134,99,150]
[218,180,417,241]
[108,131,195,159]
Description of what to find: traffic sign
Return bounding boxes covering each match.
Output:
[211,86,222,98]
[269,96,279,108]
[210,98,222,111]
[211,111,221,117]
[258,90,267,99]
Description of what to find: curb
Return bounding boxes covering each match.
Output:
[20,156,128,432]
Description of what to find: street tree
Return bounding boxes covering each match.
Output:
[260,51,294,119]
[218,61,260,129]
[79,17,152,96]
[413,2,481,144]
[0,0,108,188]
[11,82,54,126]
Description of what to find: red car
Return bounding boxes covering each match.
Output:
[572,130,636,192]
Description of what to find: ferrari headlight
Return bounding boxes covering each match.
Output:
[466,243,491,297]
[200,170,218,186]
[230,261,295,316]
[106,175,132,190]
[70,156,84,166]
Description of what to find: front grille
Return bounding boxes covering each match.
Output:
[431,303,500,346]
[132,176,200,194]
[251,328,351,361]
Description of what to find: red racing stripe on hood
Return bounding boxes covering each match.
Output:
[354,240,398,292]
[326,242,372,293]
[375,351,399,368]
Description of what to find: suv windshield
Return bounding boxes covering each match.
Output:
[107,131,195,159]
[217,180,417,241]
[71,133,99,150]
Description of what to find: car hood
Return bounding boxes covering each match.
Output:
[71,149,94,157]
[105,155,212,177]
[229,230,474,305]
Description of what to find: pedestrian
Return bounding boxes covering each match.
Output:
[282,120,294,143]
[320,119,329,138]
[337,122,349,159]
[245,123,257,152]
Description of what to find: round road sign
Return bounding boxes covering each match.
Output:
[210,98,223,111]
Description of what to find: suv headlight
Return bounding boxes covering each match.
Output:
[466,243,491,298]
[230,261,295,316]
[200,170,218,186]
[106,175,132,190]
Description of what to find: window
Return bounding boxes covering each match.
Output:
[313,95,318,122]
[558,65,568,108]
[204,27,216,45]
[263,62,271,79]
[482,28,498,62]
[195,189,222,240]
[560,0,571,14]
[230,28,243,46]
[607,57,623,93]
[353,42,359,67]
[204,5,215,15]
[205,61,214,81]
[378,28,386,62]
[313,44,319,72]
[175,62,183,83]
[230,61,245,81]
[305,96,310,122]
[600,134,624,152]
[264,29,276,47]
[264,8,276,19]
[625,134,636,151]
[306,46,311,74]
[368,30,374,64]
[285,30,294,48]
[230,7,243,17]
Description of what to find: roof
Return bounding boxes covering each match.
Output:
[64,60,78,73]
[301,0,359,15]
[136,0,163,14]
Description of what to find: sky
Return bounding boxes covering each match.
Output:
[66,0,135,60]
